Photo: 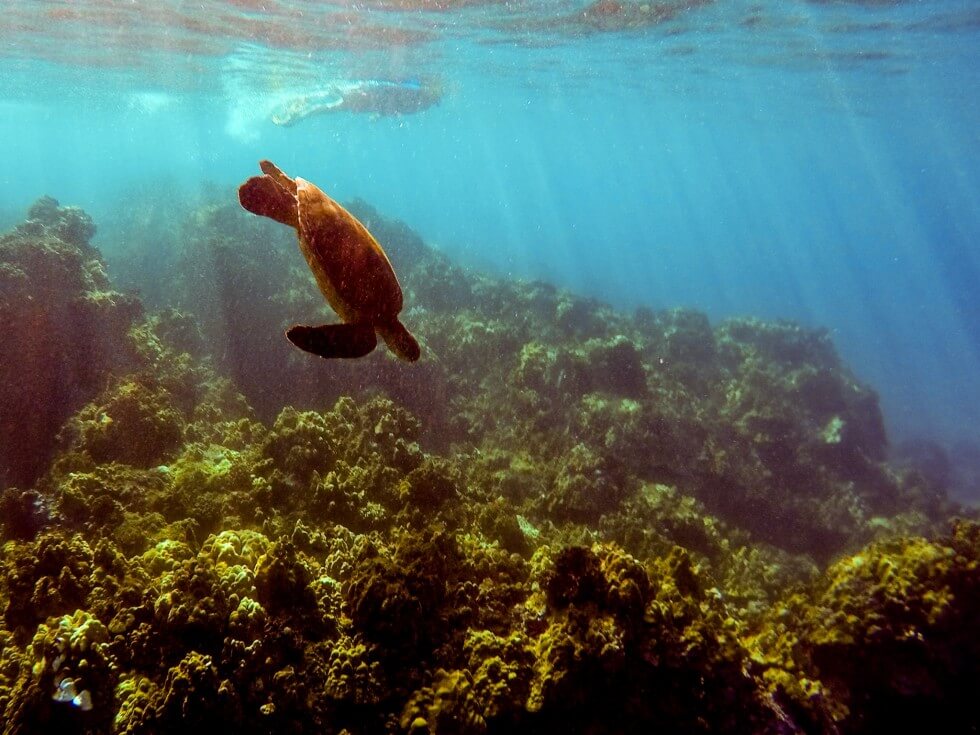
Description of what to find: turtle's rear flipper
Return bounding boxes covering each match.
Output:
[286,323,377,359]
[239,175,299,229]
[377,318,421,362]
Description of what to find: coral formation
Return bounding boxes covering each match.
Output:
[0,196,976,733]
[749,519,980,734]
[0,198,142,488]
[59,378,185,468]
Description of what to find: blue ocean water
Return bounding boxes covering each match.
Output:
[1,0,978,451]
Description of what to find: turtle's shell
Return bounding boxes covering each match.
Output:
[238,159,410,333]
[294,178,404,325]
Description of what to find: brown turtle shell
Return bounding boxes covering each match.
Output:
[294,176,403,324]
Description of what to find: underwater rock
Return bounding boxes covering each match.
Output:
[751,520,980,733]
[512,335,646,401]
[544,443,633,523]
[0,199,142,488]
[399,457,461,512]
[143,650,240,732]
[0,487,52,541]
[253,540,323,633]
[259,396,424,535]
[165,442,265,539]
[525,543,775,732]
[2,531,96,638]
[149,307,207,359]
[1,196,976,733]
[582,335,647,397]
[461,630,534,724]
[541,546,608,611]
[21,195,97,249]
[53,463,169,549]
[322,634,387,707]
[802,520,980,733]
[113,674,159,734]
[539,545,651,627]
[346,531,459,655]
[892,436,954,506]
[512,341,590,400]
[475,497,534,555]
[3,609,113,734]
[639,307,722,391]
[58,378,185,468]
[401,668,487,735]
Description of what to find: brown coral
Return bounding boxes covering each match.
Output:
[0,199,141,487]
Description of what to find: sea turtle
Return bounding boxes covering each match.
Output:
[238,159,420,362]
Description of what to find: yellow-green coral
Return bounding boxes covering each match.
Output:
[322,635,386,705]
[61,378,185,468]
[0,200,976,734]
[401,669,487,735]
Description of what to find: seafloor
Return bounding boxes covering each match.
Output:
[0,196,977,735]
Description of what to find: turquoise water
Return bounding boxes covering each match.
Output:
[2,0,979,446]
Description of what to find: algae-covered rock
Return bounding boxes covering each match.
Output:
[3,609,114,734]
[346,532,457,654]
[2,531,95,638]
[803,520,979,733]
[748,520,980,733]
[401,668,487,735]
[0,199,142,488]
[400,456,461,512]
[544,443,632,523]
[53,464,168,550]
[322,634,386,706]
[0,196,975,734]
[58,377,184,469]
[263,396,422,486]
[461,630,533,723]
[143,651,240,731]
[524,543,774,732]
[253,540,322,632]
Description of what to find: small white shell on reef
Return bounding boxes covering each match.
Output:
[52,677,77,703]
[73,690,94,711]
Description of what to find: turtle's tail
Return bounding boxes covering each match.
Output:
[378,319,421,362]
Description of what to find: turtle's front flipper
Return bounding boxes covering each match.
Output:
[239,175,299,228]
[286,323,377,359]
[259,160,298,195]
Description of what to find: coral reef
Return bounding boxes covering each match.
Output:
[0,198,142,488]
[749,519,980,734]
[1,196,977,733]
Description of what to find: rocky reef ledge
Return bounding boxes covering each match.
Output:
[0,198,976,734]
